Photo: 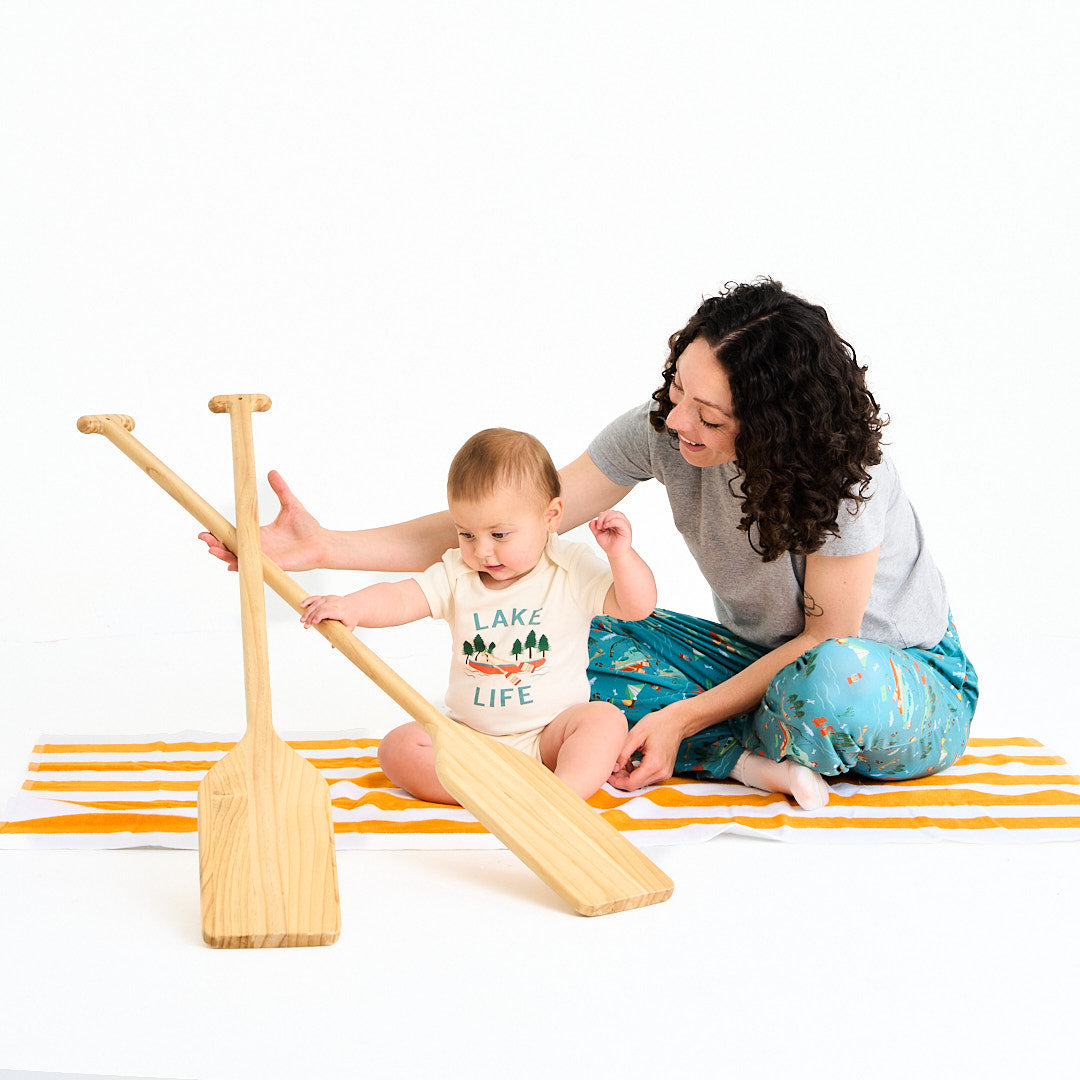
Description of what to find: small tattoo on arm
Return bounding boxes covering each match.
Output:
[803,592,823,618]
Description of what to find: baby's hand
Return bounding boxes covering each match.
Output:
[590,510,632,557]
[300,593,365,633]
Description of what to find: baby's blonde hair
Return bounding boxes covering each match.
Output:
[447,428,561,506]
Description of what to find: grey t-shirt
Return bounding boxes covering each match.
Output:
[588,403,948,651]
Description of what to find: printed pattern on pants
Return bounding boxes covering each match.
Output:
[588,608,979,780]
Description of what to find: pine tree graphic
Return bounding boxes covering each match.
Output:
[525,629,537,658]
[537,634,550,657]
[512,638,523,661]
[462,640,474,665]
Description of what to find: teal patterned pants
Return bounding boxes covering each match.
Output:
[587,609,979,780]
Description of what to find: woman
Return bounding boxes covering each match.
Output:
[201,279,978,810]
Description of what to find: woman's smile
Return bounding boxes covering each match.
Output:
[666,336,740,467]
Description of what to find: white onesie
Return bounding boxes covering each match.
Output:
[415,535,613,737]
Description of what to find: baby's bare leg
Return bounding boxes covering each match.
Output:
[539,701,628,800]
[377,721,459,805]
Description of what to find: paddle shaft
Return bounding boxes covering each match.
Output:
[208,395,274,738]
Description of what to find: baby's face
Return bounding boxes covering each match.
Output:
[449,488,563,590]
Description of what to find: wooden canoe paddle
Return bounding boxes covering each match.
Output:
[199,397,342,946]
[77,412,674,916]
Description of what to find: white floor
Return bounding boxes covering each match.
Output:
[1,626,1077,1080]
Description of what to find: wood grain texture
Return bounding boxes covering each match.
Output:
[198,396,340,947]
[197,730,340,947]
[79,413,673,916]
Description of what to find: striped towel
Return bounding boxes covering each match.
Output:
[1,732,1078,849]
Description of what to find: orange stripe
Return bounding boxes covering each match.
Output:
[966,737,1042,748]
[956,754,1067,767]
[28,755,379,774]
[0,813,197,835]
[30,760,220,773]
[32,738,379,755]
[65,800,198,811]
[34,742,236,755]
[25,779,202,792]
[331,793,456,811]
[899,771,1079,787]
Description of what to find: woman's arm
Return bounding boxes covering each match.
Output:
[199,469,461,572]
[608,545,881,790]
[558,452,635,530]
[202,451,633,573]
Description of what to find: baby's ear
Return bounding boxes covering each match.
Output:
[545,496,565,533]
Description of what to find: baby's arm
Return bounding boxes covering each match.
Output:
[590,511,657,622]
[300,577,431,632]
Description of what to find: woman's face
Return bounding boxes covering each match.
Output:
[666,336,740,467]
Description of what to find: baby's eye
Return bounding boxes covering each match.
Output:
[459,531,475,541]
[492,532,509,540]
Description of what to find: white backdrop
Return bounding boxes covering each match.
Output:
[3,7,1080,1080]
[4,0,1077,655]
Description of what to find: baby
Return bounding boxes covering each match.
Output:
[300,427,657,804]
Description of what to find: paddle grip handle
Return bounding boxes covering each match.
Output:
[77,414,135,435]
[208,394,272,415]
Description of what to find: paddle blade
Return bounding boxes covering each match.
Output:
[197,734,341,947]
[430,720,673,916]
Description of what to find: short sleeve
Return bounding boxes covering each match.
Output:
[587,403,659,487]
[573,548,615,617]
[818,461,892,557]
[547,537,614,617]
[414,551,457,621]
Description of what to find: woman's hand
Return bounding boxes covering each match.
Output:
[199,470,326,572]
[607,705,687,791]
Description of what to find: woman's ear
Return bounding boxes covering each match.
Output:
[545,497,565,534]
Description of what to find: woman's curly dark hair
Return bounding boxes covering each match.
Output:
[650,278,887,562]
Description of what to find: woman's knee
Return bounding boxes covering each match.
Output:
[761,636,971,779]
[755,638,901,774]
[768,636,874,708]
